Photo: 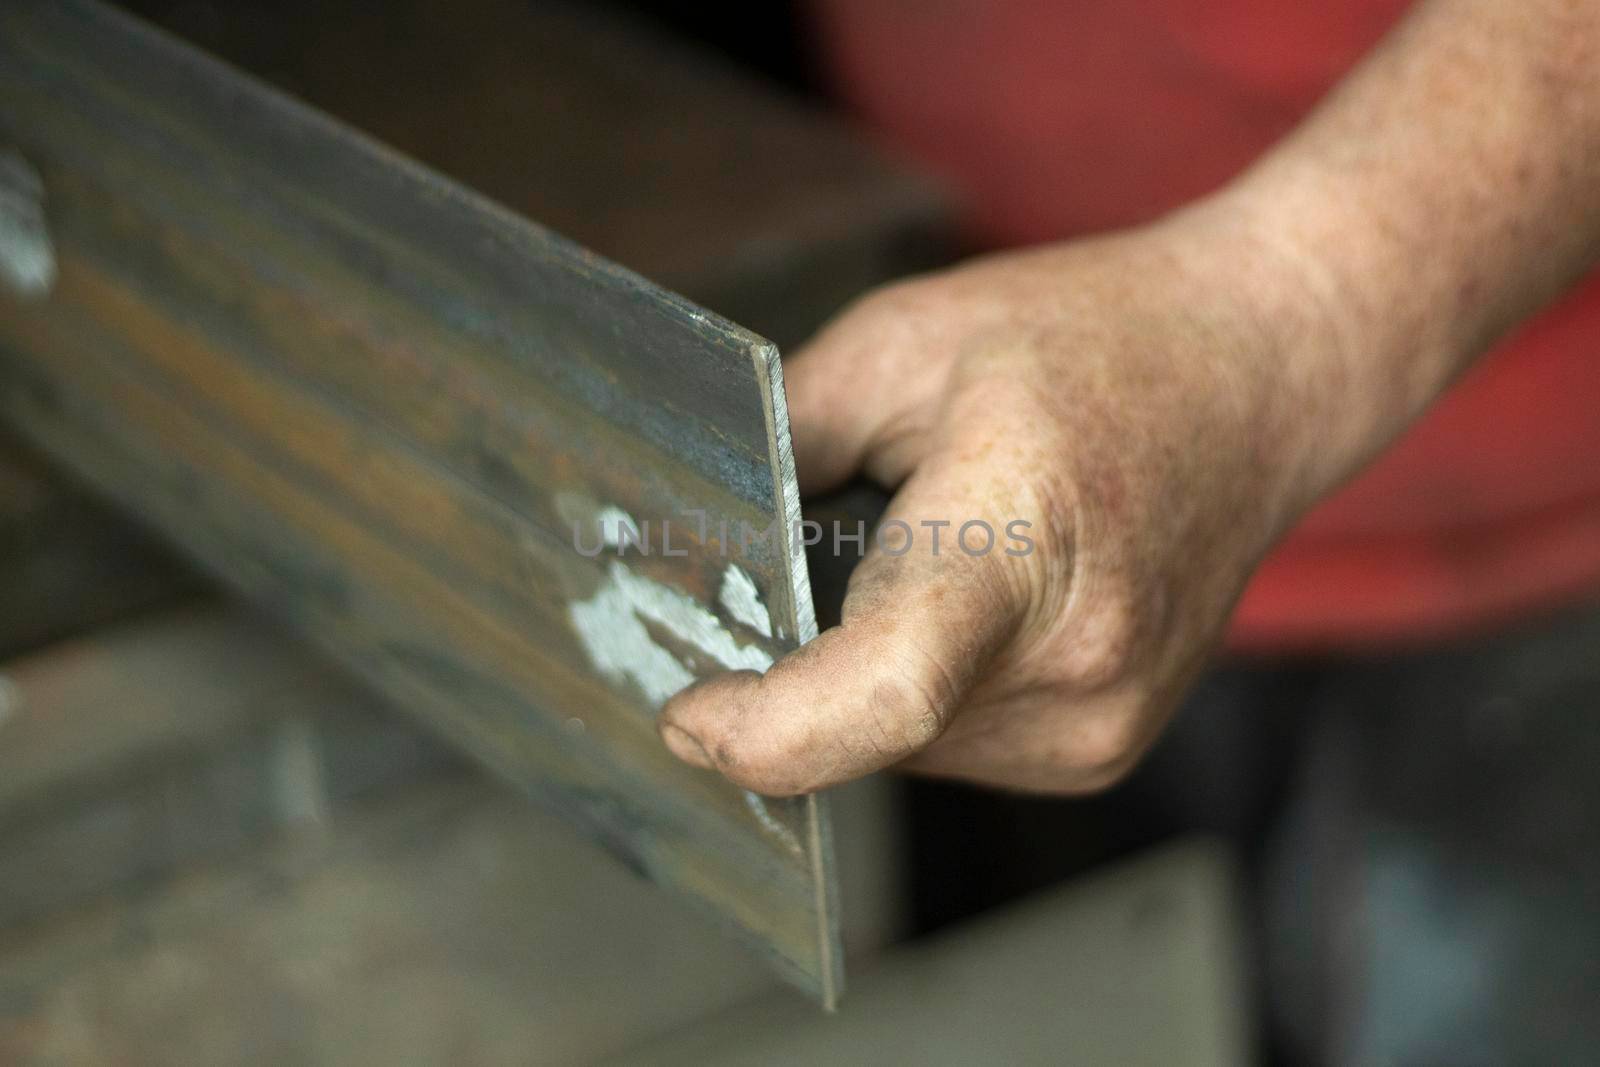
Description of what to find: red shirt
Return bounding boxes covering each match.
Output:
[810,0,1600,651]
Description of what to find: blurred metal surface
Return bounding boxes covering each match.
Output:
[0,609,908,1063]
[0,0,838,1001]
[0,603,452,929]
[616,838,1254,1067]
[119,0,951,349]
[0,775,784,1066]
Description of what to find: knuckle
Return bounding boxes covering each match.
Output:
[825,281,918,346]
[1058,586,1142,689]
[877,643,963,745]
[861,276,928,317]
[1053,712,1142,789]
[867,675,947,755]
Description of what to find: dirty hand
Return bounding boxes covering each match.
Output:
[657,0,1600,795]
[659,203,1339,794]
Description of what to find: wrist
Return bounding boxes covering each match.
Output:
[1133,193,1367,539]
[1166,170,1461,528]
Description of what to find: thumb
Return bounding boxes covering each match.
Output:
[658,462,1028,795]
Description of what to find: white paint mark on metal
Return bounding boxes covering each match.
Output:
[554,494,645,554]
[0,149,56,299]
[719,564,773,638]
[595,505,641,549]
[745,791,803,856]
[569,559,774,708]
[570,568,695,707]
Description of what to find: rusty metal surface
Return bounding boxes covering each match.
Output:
[115,0,950,347]
[0,0,837,1001]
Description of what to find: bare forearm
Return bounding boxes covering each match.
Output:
[1214,0,1600,503]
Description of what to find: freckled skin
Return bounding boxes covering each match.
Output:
[661,0,1600,796]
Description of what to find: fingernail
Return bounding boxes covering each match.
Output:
[661,723,714,769]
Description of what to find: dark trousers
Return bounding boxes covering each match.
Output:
[907,601,1600,1065]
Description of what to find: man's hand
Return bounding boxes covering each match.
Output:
[659,0,1600,795]
[660,212,1333,794]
